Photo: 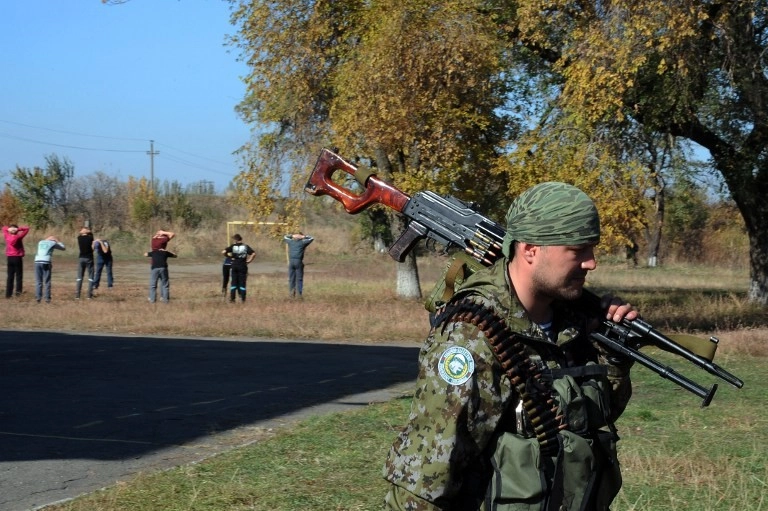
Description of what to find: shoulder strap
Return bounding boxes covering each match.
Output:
[441,258,468,303]
[424,253,486,313]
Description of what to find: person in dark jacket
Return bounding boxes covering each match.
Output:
[222,234,255,303]
[75,227,95,299]
[92,238,113,290]
[221,252,232,295]
[144,247,177,303]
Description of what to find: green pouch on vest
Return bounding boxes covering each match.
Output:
[487,433,544,511]
[557,430,623,511]
[550,378,622,510]
[558,430,598,511]
[425,253,485,313]
[551,370,610,434]
[488,430,620,511]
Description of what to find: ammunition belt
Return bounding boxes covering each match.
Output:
[434,298,566,455]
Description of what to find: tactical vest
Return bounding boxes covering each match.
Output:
[433,261,623,511]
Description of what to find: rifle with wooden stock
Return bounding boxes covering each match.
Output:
[304,148,744,406]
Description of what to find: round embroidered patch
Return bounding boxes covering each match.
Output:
[438,346,475,385]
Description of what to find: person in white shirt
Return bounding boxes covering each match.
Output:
[34,236,66,303]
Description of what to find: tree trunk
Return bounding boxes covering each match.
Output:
[734,180,768,305]
[373,145,424,300]
[708,147,768,305]
[646,184,665,268]
[747,229,768,305]
[396,250,422,299]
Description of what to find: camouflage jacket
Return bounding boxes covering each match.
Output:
[383,258,632,511]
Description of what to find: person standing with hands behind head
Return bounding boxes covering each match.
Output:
[283,232,314,298]
[3,223,30,298]
[151,229,176,251]
[75,227,95,300]
[34,235,65,303]
[384,182,638,511]
[144,245,177,303]
[92,237,113,290]
[223,234,255,303]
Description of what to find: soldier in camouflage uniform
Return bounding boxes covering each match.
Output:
[384,182,637,511]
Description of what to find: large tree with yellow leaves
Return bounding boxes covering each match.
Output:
[226,0,646,299]
[499,0,768,303]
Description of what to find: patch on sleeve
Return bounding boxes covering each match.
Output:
[438,346,475,385]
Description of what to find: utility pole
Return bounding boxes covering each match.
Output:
[147,140,159,192]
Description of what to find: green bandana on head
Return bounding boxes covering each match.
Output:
[501,182,601,257]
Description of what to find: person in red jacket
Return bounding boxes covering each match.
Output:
[3,224,30,298]
[151,229,175,250]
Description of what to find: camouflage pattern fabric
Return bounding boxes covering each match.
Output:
[383,259,632,511]
[501,182,600,257]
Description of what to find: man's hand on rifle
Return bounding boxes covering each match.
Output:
[602,294,638,323]
[592,294,638,373]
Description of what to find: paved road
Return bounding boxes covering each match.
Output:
[0,331,419,511]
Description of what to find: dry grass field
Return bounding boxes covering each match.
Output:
[1,220,765,356]
[0,236,432,344]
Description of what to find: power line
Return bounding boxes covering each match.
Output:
[0,132,145,153]
[0,119,147,142]
[0,119,240,182]
[158,153,236,177]
[155,141,234,166]
[0,131,236,177]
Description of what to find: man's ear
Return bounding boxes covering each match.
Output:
[520,242,539,263]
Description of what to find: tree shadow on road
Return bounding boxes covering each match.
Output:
[0,332,419,463]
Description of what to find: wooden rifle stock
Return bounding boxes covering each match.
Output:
[304,148,409,214]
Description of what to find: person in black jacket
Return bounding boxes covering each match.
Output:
[144,247,177,303]
[222,234,255,303]
[75,227,95,299]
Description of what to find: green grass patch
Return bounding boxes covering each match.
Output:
[612,352,766,511]
[46,352,764,511]
[47,398,411,511]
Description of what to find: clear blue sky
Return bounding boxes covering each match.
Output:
[0,0,252,193]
